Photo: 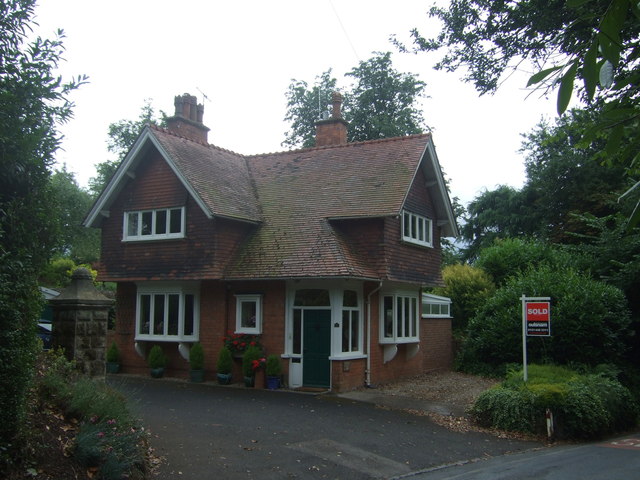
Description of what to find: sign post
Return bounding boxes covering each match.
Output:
[521,295,551,382]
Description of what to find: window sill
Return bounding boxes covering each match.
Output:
[379,338,419,345]
[123,235,185,243]
[135,335,199,342]
[329,354,367,361]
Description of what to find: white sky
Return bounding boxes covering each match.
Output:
[34,0,559,207]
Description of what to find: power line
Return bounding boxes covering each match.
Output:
[328,0,360,63]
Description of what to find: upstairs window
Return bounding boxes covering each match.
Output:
[124,207,185,241]
[402,210,432,247]
[380,292,419,344]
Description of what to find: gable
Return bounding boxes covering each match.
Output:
[84,126,261,229]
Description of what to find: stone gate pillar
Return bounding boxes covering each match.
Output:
[50,268,113,377]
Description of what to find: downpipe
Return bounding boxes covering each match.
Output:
[365,280,383,387]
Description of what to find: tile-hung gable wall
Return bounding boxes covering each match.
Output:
[98,151,253,281]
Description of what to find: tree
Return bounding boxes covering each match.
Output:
[431,264,495,332]
[283,52,427,148]
[89,100,165,197]
[282,70,338,149]
[0,0,84,454]
[460,108,631,258]
[50,166,100,263]
[343,52,427,142]
[460,185,533,261]
[404,0,640,226]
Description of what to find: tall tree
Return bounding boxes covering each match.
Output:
[89,100,165,197]
[344,52,427,142]
[283,52,427,148]
[403,0,640,226]
[0,0,84,454]
[50,166,100,263]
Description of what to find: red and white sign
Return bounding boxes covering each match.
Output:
[525,301,551,336]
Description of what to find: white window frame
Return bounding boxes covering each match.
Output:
[123,206,185,241]
[235,294,263,334]
[135,282,199,342]
[422,294,452,318]
[340,290,362,355]
[379,291,420,344]
[402,210,433,247]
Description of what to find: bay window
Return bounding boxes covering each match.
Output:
[380,292,419,343]
[136,283,199,341]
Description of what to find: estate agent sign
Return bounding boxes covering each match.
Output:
[521,295,551,382]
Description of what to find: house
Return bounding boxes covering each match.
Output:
[85,92,458,392]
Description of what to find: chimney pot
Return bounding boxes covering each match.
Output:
[315,91,348,147]
[167,93,210,144]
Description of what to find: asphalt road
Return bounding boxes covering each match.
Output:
[408,434,640,480]
[108,375,542,479]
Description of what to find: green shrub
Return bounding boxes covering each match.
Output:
[266,354,282,377]
[242,345,262,377]
[147,345,167,369]
[458,266,632,374]
[431,264,495,332]
[189,343,204,370]
[216,347,233,375]
[106,342,119,363]
[475,238,573,287]
[470,365,639,440]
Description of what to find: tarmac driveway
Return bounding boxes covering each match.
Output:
[108,376,542,479]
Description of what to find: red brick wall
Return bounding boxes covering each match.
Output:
[422,318,453,372]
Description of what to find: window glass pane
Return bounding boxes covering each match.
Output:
[141,211,153,235]
[167,294,179,335]
[342,311,350,352]
[139,294,151,334]
[397,297,403,337]
[155,210,167,235]
[411,297,417,336]
[153,294,165,334]
[351,311,359,350]
[425,219,431,243]
[403,212,410,237]
[240,301,257,329]
[384,296,394,338]
[343,290,357,307]
[443,304,449,316]
[294,289,330,306]
[169,208,182,234]
[127,212,139,237]
[293,310,302,354]
[418,218,424,241]
[411,215,417,238]
[404,297,411,337]
[184,294,194,335]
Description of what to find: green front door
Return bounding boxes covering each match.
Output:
[303,309,331,388]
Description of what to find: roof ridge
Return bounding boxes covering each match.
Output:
[149,123,245,156]
[244,132,432,158]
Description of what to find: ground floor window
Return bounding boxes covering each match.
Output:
[235,294,262,334]
[135,283,199,341]
[380,292,419,343]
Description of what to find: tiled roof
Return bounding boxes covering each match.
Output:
[151,126,261,223]
[149,128,434,279]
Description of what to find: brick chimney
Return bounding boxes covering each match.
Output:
[165,93,210,144]
[315,92,348,147]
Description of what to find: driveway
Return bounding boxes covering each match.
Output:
[108,375,542,479]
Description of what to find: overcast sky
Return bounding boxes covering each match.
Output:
[34,0,559,207]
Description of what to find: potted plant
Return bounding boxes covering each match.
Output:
[148,345,167,378]
[242,345,262,387]
[216,346,233,385]
[189,342,205,382]
[265,354,282,390]
[106,342,120,374]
